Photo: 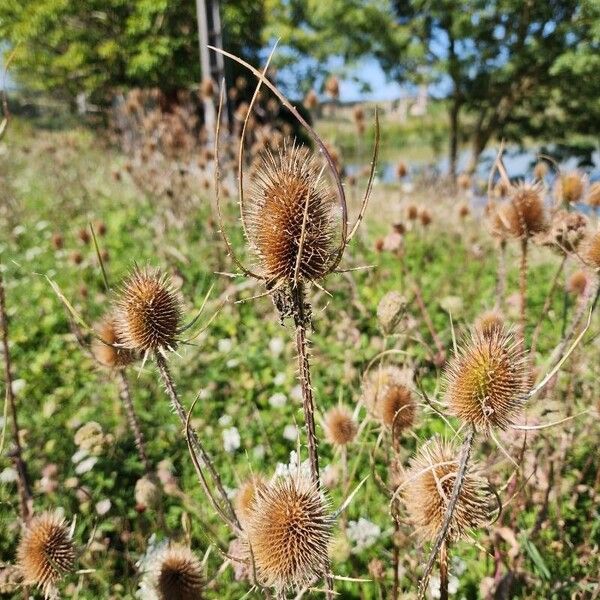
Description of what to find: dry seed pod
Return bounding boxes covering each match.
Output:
[114,266,182,352]
[474,309,505,339]
[533,161,548,180]
[17,511,76,598]
[245,142,340,284]
[500,183,546,238]
[534,209,587,254]
[583,230,600,270]
[587,182,600,208]
[555,171,584,204]
[567,270,589,297]
[245,473,332,590]
[444,328,529,431]
[235,475,265,526]
[376,290,406,334]
[396,161,407,179]
[380,384,415,434]
[325,76,340,99]
[303,89,318,110]
[146,545,204,600]
[323,405,357,446]
[402,437,495,542]
[91,314,136,368]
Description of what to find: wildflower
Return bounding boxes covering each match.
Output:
[346,518,381,552]
[222,427,241,453]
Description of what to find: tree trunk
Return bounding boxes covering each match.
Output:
[448,100,460,182]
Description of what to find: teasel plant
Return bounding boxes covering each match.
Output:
[207,45,378,597]
[387,311,596,599]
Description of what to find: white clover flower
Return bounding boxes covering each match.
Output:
[222,427,241,453]
[218,338,233,353]
[218,414,232,427]
[282,424,298,441]
[0,467,17,483]
[268,392,287,408]
[226,358,239,368]
[347,518,381,552]
[95,499,112,515]
[71,448,89,464]
[269,337,285,356]
[75,456,98,474]
[273,372,286,386]
[11,379,26,395]
[291,384,303,402]
[253,444,265,460]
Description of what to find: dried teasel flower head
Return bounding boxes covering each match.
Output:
[406,204,419,221]
[325,75,340,99]
[244,141,340,285]
[474,309,505,339]
[533,161,548,180]
[567,270,589,297]
[401,437,496,543]
[582,230,600,270]
[419,208,432,227]
[457,172,471,190]
[303,89,318,110]
[555,171,584,204]
[379,383,416,434]
[17,511,76,598]
[135,476,162,511]
[91,314,136,369]
[586,181,600,208]
[323,405,358,446]
[145,545,204,600]
[114,266,182,352]
[444,328,529,431]
[235,475,265,526]
[396,161,407,179]
[534,209,587,254]
[245,472,332,590]
[500,182,546,238]
[376,290,407,334]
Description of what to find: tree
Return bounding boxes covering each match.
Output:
[265,0,599,178]
[0,0,264,104]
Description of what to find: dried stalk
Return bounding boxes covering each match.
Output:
[494,239,507,311]
[418,426,476,598]
[413,283,445,365]
[117,370,151,474]
[153,351,240,531]
[439,540,449,600]
[0,269,32,524]
[518,237,528,350]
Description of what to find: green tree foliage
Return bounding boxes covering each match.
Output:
[0,0,264,103]
[265,0,599,175]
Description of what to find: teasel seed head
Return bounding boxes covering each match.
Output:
[148,545,204,600]
[500,183,546,238]
[17,511,76,598]
[235,475,265,526]
[115,266,182,352]
[533,161,548,180]
[583,230,600,270]
[555,171,584,204]
[402,437,496,543]
[379,384,416,434]
[245,142,340,285]
[91,314,136,369]
[444,328,529,431]
[567,270,589,297]
[474,309,505,339]
[376,290,407,334]
[586,182,600,208]
[135,476,162,511]
[324,406,358,446]
[245,473,332,590]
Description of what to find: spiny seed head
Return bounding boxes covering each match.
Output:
[245,142,340,284]
[115,266,182,352]
[235,475,265,526]
[361,365,413,417]
[474,310,505,339]
[556,171,584,204]
[17,511,75,598]
[402,437,495,543]
[245,473,332,590]
[567,270,589,296]
[150,545,204,600]
[444,328,529,431]
[379,384,415,434]
[91,315,136,368]
[587,182,600,208]
[583,231,600,270]
[534,209,587,254]
[324,406,358,446]
[500,183,546,238]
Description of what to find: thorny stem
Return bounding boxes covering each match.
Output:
[519,237,528,351]
[153,351,240,531]
[418,426,476,599]
[117,370,151,474]
[413,283,445,366]
[0,269,32,524]
[291,283,320,486]
[494,239,507,311]
[439,540,449,600]
[290,284,334,599]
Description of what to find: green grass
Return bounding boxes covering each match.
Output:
[0,121,598,599]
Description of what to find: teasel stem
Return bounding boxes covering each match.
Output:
[290,283,334,599]
[495,239,507,310]
[418,426,476,599]
[519,237,528,351]
[291,282,320,486]
[117,370,151,474]
[153,351,240,531]
[439,540,449,600]
[413,282,445,366]
[0,269,32,524]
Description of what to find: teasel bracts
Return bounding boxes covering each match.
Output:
[444,328,529,431]
[91,314,136,368]
[148,545,204,600]
[114,266,182,352]
[17,511,76,598]
[323,405,358,446]
[245,472,332,590]
[402,437,495,543]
